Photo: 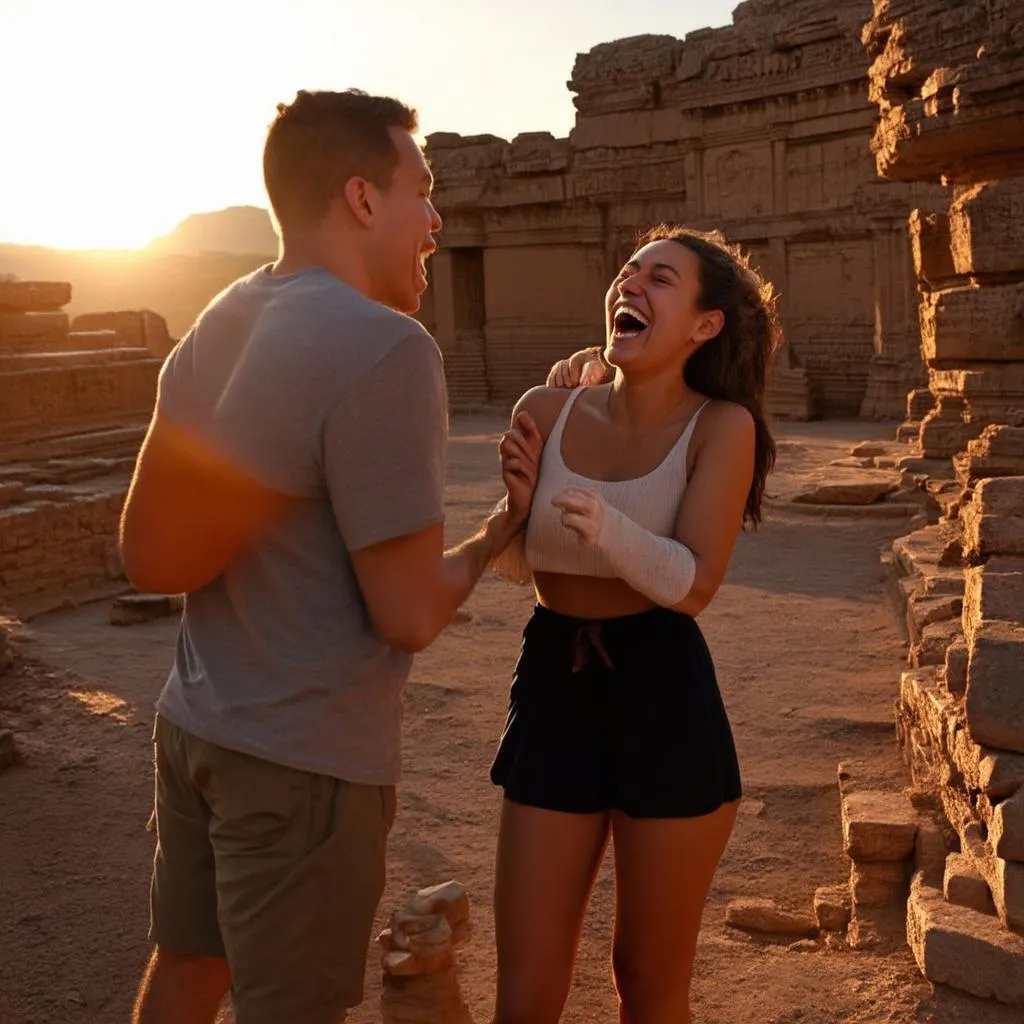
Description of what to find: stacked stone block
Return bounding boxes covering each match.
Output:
[0,280,169,616]
[837,761,918,951]
[861,0,1024,1000]
[378,881,475,1024]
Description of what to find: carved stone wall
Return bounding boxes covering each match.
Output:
[422,0,933,419]
[863,0,1024,994]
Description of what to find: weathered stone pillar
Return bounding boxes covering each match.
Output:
[684,144,704,221]
[429,251,458,357]
[770,132,788,218]
[862,0,1024,998]
[860,212,928,421]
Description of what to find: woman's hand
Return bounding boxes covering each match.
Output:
[550,486,604,546]
[499,411,543,527]
[546,347,610,389]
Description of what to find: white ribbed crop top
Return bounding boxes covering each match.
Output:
[524,387,709,577]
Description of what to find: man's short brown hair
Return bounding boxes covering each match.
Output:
[263,89,418,232]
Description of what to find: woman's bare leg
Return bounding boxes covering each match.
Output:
[610,801,738,1024]
[492,798,610,1024]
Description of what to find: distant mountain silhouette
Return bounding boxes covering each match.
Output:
[147,205,278,257]
[0,244,268,338]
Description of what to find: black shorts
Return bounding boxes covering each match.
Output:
[490,603,742,818]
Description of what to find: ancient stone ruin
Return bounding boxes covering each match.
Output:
[419,0,945,422]
[0,279,171,618]
[850,0,1024,1002]
[3,0,1024,1013]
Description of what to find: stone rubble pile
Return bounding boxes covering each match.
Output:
[378,881,476,1024]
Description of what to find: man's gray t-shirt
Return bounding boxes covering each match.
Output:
[154,264,447,785]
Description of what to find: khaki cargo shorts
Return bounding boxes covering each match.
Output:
[148,714,396,1023]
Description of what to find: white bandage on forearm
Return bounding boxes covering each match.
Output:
[597,504,696,606]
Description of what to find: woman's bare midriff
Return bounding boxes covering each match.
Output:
[532,571,661,620]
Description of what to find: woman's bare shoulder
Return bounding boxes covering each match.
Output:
[700,398,755,432]
[511,386,578,441]
[692,399,755,459]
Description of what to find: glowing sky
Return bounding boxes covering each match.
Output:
[0,0,736,249]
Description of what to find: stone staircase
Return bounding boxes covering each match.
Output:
[0,281,166,617]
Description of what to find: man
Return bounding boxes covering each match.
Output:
[123,89,556,1024]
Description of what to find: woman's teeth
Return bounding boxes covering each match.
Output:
[612,304,650,339]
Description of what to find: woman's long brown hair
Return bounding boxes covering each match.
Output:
[638,224,780,527]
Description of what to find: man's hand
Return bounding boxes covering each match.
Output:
[499,411,543,526]
[546,347,611,389]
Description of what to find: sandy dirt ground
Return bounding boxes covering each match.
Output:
[0,416,1017,1024]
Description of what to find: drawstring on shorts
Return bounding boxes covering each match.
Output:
[572,621,614,673]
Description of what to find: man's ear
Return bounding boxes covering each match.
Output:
[342,177,375,228]
[693,309,724,345]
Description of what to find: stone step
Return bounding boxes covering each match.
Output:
[841,788,918,863]
[0,424,147,463]
[944,852,996,915]
[960,823,1024,936]
[0,488,128,618]
[907,874,1024,1004]
[0,456,139,490]
[0,312,69,353]
[897,421,922,444]
[896,454,956,479]
[0,346,150,372]
[0,361,160,447]
[957,427,1024,489]
[0,324,126,356]
[891,522,961,580]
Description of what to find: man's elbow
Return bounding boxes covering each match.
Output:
[367,599,449,655]
[119,541,188,596]
[118,524,209,596]
[373,614,439,655]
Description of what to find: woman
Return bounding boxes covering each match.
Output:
[491,225,780,1024]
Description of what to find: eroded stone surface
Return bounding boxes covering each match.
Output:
[908,875,1024,1004]
[944,853,995,915]
[966,622,1024,756]
[792,472,899,506]
[725,898,817,937]
[813,884,851,933]
[992,789,1024,865]
[851,859,911,908]
[842,790,918,862]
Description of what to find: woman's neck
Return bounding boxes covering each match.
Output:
[606,369,694,434]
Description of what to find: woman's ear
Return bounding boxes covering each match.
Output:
[693,309,724,345]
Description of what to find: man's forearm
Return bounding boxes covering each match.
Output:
[440,507,520,616]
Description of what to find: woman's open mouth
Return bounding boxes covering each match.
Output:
[611,303,650,341]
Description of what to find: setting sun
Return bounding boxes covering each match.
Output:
[0,0,732,252]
